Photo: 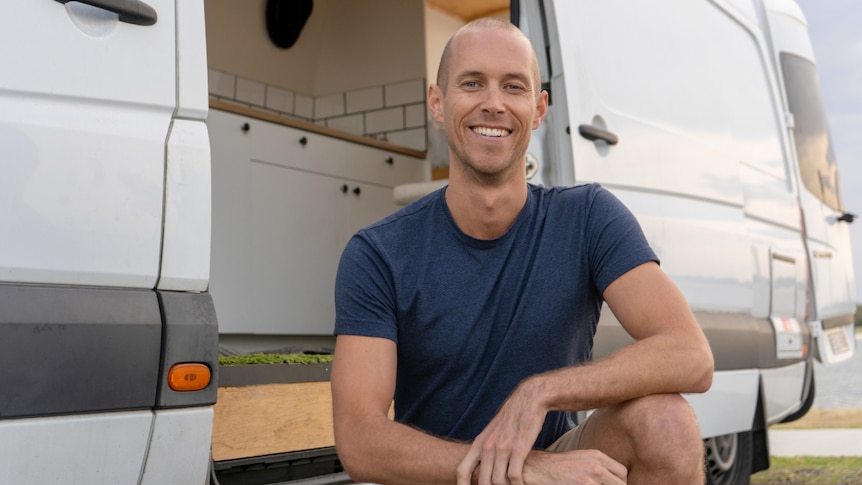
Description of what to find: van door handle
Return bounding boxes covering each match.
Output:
[55,0,157,26]
[578,124,618,145]
[837,212,856,223]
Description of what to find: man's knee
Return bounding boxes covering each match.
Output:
[622,394,703,469]
[622,395,700,441]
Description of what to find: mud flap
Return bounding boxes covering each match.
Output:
[751,380,770,474]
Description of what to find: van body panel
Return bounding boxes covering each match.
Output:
[542,0,804,322]
[0,0,177,289]
[175,0,210,120]
[0,95,169,288]
[0,285,162,418]
[140,407,214,485]
[156,291,220,408]
[0,411,153,484]
[158,0,211,292]
[0,1,215,482]
[530,0,830,440]
[764,0,856,362]
[761,361,807,423]
[684,369,760,438]
[158,119,212,292]
[595,310,804,372]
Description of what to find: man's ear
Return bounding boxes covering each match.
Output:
[532,90,549,130]
[428,84,445,125]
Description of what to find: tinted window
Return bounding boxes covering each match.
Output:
[780,53,843,211]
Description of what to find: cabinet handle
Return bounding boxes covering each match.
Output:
[340,184,349,193]
[385,157,394,165]
[241,122,250,133]
[299,136,308,147]
[353,187,361,196]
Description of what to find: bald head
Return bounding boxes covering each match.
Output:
[435,18,541,96]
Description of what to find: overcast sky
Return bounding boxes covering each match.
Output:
[794,1,862,303]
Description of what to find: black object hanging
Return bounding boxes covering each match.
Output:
[266,0,313,49]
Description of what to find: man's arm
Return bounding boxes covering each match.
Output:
[332,335,628,485]
[331,334,471,484]
[544,260,714,409]
[459,261,713,484]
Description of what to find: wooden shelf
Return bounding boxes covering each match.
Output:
[210,98,427,159]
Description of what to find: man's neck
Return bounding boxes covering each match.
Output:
[445,166,528,240]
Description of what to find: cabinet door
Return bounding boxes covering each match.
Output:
[209,110,404,335]
[246,164,350,335]
[346,183,400,235]
[209,111,254,333]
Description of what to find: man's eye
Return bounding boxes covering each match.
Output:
[505,84,525,91]
[463,81,479,88]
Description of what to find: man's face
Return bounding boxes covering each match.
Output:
[430,28,548,183]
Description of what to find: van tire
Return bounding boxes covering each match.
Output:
[704,431,753,485]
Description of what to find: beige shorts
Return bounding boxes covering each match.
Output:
[545,412,595,452]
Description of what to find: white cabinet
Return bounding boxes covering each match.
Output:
[209,108,426,335]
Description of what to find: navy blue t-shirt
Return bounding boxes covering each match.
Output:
[334,183,657,448]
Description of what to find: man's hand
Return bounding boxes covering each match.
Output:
[524,450,628,484]
[456,376,628,485]
[456,379,545,485]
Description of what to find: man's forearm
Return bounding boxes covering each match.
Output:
[529,332,713,414]
[336,413,472,485]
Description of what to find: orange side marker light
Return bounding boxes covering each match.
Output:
[167,363,212,392]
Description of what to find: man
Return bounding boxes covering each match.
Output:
[331,18,713,484]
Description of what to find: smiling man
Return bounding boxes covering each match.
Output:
[331,18,713,485]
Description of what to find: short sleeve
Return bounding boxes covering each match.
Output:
[586,187,659,294]
[333,233,399,342]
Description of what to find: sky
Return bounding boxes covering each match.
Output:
[794,1,862,303]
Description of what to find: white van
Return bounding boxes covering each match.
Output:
[513,0,857,483]
[2,1,853,484]
[0,1,216,484]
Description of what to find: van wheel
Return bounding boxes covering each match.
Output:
[704,431,752,485]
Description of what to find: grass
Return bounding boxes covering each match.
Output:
[751,456,862,484]
[749,408,862,484]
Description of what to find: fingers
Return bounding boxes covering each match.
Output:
[522,449,628,484]
[605,454,627,482]
[489,447,510,485]
[456,444,479,485]
[504,446,530,485]
[458,435,532,485]
[458,379,547,484]
[587,451,628,484]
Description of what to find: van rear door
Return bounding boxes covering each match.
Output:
[0,2,187,483]
[0,0,174,288]
[765,0,857,363]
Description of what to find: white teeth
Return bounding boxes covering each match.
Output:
[472,126,510,137]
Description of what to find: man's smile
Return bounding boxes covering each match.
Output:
[471,126,512,138]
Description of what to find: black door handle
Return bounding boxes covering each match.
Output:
[578,124,618,145]
[837,212,856,223]
[55,0,157,26]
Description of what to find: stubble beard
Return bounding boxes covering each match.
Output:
[451,145,524,188]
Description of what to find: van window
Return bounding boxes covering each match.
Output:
[780,53,843,211]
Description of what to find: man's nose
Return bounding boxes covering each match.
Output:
[481,88,505,114]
